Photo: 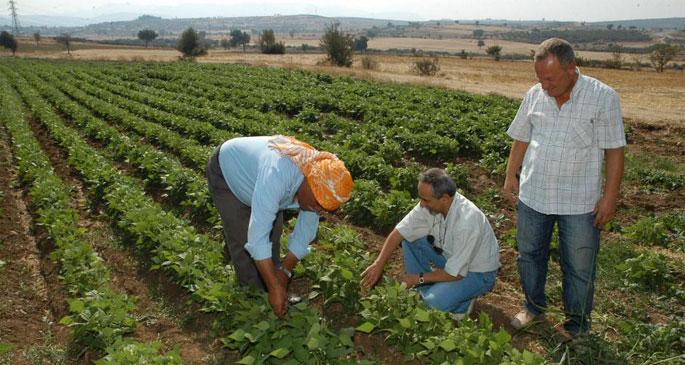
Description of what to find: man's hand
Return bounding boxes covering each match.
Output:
[361,262,384,289]
[400,273,420,288]
[503,174,519,206]
[267,283,287,319]
[255,258,289,319]
[593,195,618,229]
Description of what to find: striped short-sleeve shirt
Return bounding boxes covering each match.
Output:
[507,70,626,215]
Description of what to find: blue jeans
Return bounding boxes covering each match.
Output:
[516,201,600,334]
[402,237,497,314]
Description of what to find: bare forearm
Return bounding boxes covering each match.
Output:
[374,229,404,267]
[505,140,529,179]
[255,259,280,290]
[604,147,624,200]
[423,269,460,283]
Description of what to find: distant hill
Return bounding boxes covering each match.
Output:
[1,14,682,40]
[591,18,685,30]
[1,14,409,38]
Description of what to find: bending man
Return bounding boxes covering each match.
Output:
[206,135,353,318]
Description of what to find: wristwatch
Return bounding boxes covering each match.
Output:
[278,264,292,279]
[418,272,425,285]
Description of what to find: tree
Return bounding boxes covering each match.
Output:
[229,30,250,52]
[486,45,502,61]
[477,39,485,48]
[606,24,614,30]
[55,33,72,55]
[649,43,678,72]
[0,31,18,55]
[177,27,207,58]
[259,29,285,54]
[472,29,484,39]
[413,57,440,76]
[320,23,354,67]
[353,36,368,52]
[220,38,230,50]
[33,32,41,47]
[137,29,158,48]
[606,44,623,69]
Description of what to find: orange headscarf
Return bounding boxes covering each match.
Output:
[269,135,353,211]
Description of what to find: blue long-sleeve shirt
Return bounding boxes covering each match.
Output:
[218,136,319,261]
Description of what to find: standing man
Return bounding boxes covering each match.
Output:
[503,38,625,336]
[206,135,353,318]
[361,168,500,319]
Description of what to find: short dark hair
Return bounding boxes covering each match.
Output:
[535,38,575,66]
[419,168,457,198]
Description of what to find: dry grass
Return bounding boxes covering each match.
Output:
[12,46,685,125]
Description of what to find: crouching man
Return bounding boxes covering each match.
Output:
[361,168,500,319]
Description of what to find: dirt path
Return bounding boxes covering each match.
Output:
[0,125,69,365]
[26,115,224,364]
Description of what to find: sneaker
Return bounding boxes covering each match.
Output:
[450,300,476,321]
[510,309,543,330]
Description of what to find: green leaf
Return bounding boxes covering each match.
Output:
[268,347,290,359]
[415,308,430,322]
[236,355,255,364]
[398,317,412,329]
[340,268,353,280]
[254,321,270,331]
[228,328,246,342]
[438,339,457,352]
[420,340,435,350]
[59,316,73,325]
[356,322,375,333]
[68,299,85,313]
[306,336,320,350]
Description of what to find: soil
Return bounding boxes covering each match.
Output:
[0,125,69,364]
[25,116,224,364]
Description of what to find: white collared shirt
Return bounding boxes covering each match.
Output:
[396,193,501,278]
[507,70,626,215]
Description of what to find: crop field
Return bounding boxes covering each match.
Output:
[0,57,683,364]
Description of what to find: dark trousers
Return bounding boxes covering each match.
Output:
[206,145,283,290]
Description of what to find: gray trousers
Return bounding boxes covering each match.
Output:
[206,145,283,290]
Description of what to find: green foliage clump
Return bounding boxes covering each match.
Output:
[320,23,354,67]
[370,189,415,232]
[177,27,207,58]
[616,252,674,293]
[626,212,685,250]
[96,340,182,365]
[259,29,286,54]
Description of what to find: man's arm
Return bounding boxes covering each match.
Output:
[593,147,624,228]
[401,269,461,287]
[503,140,530,205]
[254,259,287,318]
[361,229,404,288]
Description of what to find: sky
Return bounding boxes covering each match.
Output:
[10,0,685,22]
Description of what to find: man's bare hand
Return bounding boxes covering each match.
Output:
[503,174,520,206]
[593,195,618,229]
[361,262,384,289]
[268,283,287,319]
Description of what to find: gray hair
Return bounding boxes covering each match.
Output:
[419,168,457,198]
[534,38,575,66]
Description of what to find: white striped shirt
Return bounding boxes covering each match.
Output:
[507,70,626,215]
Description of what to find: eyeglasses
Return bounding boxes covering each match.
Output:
[426,235,443,254]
